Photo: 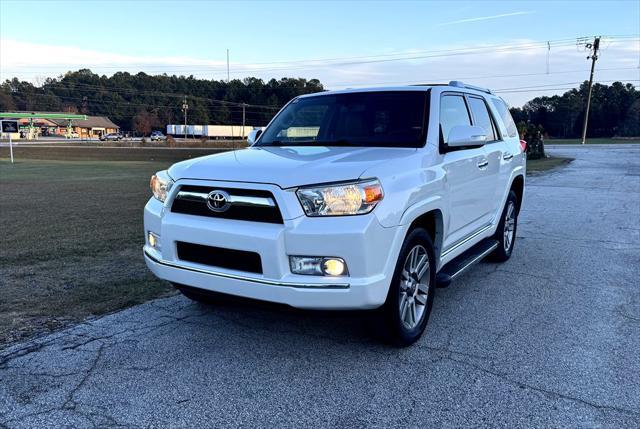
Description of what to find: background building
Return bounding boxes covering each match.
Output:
[7,113,120,139]
[50,116,119,138]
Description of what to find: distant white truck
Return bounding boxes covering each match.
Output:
[166,124,254,139]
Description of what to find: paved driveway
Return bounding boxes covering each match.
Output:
[1,145,639,428]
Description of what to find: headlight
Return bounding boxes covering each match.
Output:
[296,179,383,216]
[150,170,174,202]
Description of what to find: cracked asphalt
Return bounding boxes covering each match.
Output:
[1,145,639,428]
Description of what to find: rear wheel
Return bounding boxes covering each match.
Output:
[491,190,518,262]
[380,228,436,346]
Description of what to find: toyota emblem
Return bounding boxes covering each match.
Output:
[206,190,231,212]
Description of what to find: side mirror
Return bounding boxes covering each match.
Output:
[447,125,487,147]
[247,128,264,145]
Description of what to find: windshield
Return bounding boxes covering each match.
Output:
[256,91,429,148]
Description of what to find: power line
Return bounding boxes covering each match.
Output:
[2,40,576,71]
[322,66,639,88]
[493,78,638,92]
[495,85,637,95]
[5,31,637,119]
[32,81,282,110]
[200,42,586,77]
[20,64,639,106]
[6,36,637,79]
[17,92,274,116]
[20,77,637,114]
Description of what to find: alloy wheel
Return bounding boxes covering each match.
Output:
[503,201,516,252]
[399,245,431,329]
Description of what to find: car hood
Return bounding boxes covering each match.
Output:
[168,146,417,188]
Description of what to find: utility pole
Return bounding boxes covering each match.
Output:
[9,131,13,163]
[581,36,600,145]
[226,49,230,83]
[241,103,247,139]
[181,97,189,141]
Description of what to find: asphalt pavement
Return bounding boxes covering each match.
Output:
[1,145,639,428]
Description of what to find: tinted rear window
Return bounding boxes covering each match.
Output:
[491,98,518,138]
[468,96,497,141]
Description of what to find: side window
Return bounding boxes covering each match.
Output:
[440,95,471,144]
[468,97,497,141]
[491,98,518,138]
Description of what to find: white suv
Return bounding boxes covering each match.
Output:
[144,81,525,345]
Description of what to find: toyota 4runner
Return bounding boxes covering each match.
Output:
[144,81,526,345]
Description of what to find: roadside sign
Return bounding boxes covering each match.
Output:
[1,120,18,133]
[1,120,19,163]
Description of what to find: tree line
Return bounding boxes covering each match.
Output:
[0,70,638,138]
[510,81,639,138]
[0,69,324,133]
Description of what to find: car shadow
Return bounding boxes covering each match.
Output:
[172,289,388,347]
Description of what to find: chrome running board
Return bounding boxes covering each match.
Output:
[436,239,499,288]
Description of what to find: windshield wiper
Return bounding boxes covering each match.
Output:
[315,139,361,147]
[261,140,316,146]
[261,139,361,147]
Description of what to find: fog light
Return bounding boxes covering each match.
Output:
[323,258,346,276]
[147,231,160,250]
[289,256,348,276]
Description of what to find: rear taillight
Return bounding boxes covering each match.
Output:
[520,139,527,153]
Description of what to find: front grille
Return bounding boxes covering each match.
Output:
[176,241,262,274]
[171,185,283,224]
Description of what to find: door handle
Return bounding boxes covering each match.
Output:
[503,152,514,161]
[477,159,489,169]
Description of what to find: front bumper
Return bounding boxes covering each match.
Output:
[144,182,403,310]
[144,248,392,309]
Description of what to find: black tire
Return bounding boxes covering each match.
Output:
[491,190,518,262]
[173,283,217,304]
[379,228,437,347]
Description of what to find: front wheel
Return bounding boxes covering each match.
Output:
[379,228,437,346]
[491,190,518,262]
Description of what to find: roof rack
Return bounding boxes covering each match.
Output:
[448,81,493,94]
[411,83,450,87]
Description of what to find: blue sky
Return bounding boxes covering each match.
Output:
[1,0,639,105]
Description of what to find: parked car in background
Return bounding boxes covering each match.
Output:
[100,132,123,141]
[150,131,166,141]
[144,81,526,346]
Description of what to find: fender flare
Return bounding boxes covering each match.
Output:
[395,195,445,267]
[498,167,526,218]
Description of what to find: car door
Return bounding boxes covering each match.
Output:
[439,93,494,248]
[466,95,504,225]
[490,96,522,208]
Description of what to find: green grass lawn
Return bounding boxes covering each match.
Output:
[546,137,640,145]
[526,156,573,174]
[0,158,181,346]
